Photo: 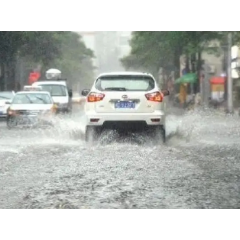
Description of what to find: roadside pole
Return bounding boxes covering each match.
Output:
[200,67,204,106]
[202,63,210,108]
[227,32,234,114]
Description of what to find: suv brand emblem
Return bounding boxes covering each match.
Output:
[122,95,128,99]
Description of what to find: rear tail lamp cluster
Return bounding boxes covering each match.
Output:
[145,91,163,102]
[87,92,105,102]
[87,91,163,102]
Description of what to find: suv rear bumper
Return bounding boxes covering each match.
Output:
[85,111,165,126]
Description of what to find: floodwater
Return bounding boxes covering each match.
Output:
[1,108,240,209]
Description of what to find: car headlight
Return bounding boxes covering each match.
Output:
[50,104,58,114]
[7,108,18,115]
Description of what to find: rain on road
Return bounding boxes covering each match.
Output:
[1,109,240,209]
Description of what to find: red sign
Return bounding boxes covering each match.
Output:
[28,71,41,85]
[210,77,225,85]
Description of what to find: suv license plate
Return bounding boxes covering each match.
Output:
[115,101,135,109]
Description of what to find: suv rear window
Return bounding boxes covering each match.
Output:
[95,75,155,91]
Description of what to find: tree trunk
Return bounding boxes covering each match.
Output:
[4,62,9,90]
[197,51,202,93]
[6,59,16,91]
[191,53,197,93]
[185,55,191,94]
[0,63,4,91]
[186,55,190,73]
[223,45,228,101]
[173,49,180,79]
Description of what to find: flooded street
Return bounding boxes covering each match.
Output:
[1,109,240,209]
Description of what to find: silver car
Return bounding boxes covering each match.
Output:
[0,91,15,118]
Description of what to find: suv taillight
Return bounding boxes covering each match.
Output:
[87,92,105,102]
[145,91,163,102]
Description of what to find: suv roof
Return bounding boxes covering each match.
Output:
[97,72,154,78]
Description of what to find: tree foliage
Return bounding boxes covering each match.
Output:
[46,32,95,88]
[19,31,64,65]
[0,32,62,63]
[121,31,239,77]
[0,31,95,90]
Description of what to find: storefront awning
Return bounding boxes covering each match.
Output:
[210,77,225,85]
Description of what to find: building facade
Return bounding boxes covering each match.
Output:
[77,31,99,78]
[78,31,132,76]
[116,31,132,60]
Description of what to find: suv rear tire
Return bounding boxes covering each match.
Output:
[85,126,100,143]
[150,125,166,144]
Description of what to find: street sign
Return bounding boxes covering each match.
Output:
[28,71,41,85]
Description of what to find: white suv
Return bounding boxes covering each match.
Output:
[81,72,169,142]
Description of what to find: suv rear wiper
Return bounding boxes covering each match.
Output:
[104,87,127,91]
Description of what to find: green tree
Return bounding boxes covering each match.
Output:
[0,32,23,60]
[0,31,64,64]
[121,31,225,78]
[121,31,231,94]
[19,31,64,65]
[0,31,65,90]
[0,31,95,90]
[46,32,95,89]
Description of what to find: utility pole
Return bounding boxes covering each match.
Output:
[227,32,233,114]
[202,62,210,108]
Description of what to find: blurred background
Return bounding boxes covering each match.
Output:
[1,31,240,110]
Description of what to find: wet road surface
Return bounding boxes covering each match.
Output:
[1,109,240,209]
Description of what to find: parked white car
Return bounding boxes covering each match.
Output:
[0,91,15,118]
[81,72,169,143]
[32,80,73,114]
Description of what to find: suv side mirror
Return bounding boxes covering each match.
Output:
[5,101,11,104]
[68,89,73,98]
[162,89,170,96]
[81,89,90,96]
